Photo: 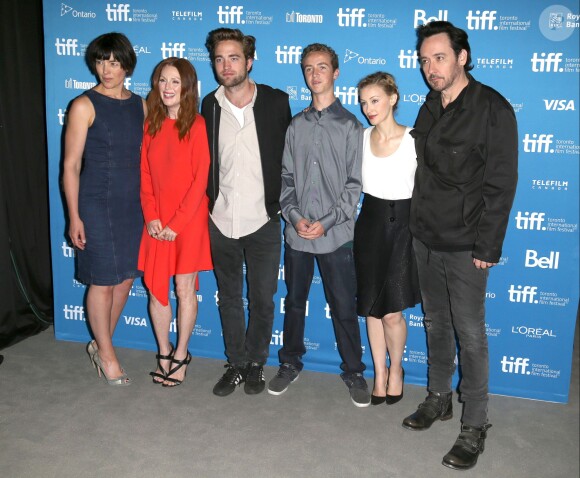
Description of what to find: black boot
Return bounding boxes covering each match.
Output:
[402,391,453,430]
[442,423,492,470]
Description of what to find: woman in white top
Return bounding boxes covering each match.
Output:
[354,72,421,405]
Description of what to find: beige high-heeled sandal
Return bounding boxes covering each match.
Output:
[93,352,132,386]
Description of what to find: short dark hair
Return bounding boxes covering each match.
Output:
[205,28,256,61]
[85,32,137,75]
[301,43,339,71]
[416,21,473,72]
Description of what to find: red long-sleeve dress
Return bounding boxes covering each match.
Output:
[138,115,213,306]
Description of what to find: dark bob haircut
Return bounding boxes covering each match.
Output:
[85,32,137,76]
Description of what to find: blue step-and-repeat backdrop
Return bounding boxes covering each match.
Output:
[44,1,579,402]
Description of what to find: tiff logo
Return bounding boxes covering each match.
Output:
[335,86,358,105]
[337,8,366,27]
[525,250,559,269]
[275,45,302,64]
[217,5,243,24]
[270,329,284,346]
[63,304,85,321]
[531,53,563,72]
[106,3,130,21]
[62,242,74,257]
[501,356,530,374]
[514,211,546,230]
[161,42,186,59]
[508,285,538,303]
[57,108,66,126]
[466,10,498,30]
[55,38,79,56]
[414,9,448,27]
[522,133,554,153]
[399,49,419,69]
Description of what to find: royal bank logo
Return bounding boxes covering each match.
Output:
[539,5,577,41]
[343,49,386,66]
[61,3,96,18]
[286,86,298,101]
[414,9,448,27]
[161,42,186,59]
[286,11,323,23]
[217,5,244,24]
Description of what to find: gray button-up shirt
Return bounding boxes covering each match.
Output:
[280,98,363,254]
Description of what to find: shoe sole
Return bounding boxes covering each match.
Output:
[267,375,299,396]
[244,383,266,395]
[351,398,371,408]
[401,413,453,431]
[441,458,478,471]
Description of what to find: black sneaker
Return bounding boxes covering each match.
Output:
[340,372,371,408]
[244,362,265,395]
[268,363,299,395]
[213,364,246,397]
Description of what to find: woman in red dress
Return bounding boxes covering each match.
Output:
[139,57,213,386]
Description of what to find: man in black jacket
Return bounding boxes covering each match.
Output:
[201,28,291,397]
[402,21,518,471]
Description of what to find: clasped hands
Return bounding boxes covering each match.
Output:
[295,218,325,240]
[147,219,177,241]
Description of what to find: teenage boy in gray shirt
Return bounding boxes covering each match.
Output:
[268,43,370,407]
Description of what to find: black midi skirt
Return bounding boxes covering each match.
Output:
[354,194,421,317]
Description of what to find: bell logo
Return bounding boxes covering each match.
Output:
[524,250,559,269]
[466,10,498,30]
[414,9,448,27]
[531,53,563,72]
[501,356,530,374]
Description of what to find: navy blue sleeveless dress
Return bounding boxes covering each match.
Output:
[77,89,144,285]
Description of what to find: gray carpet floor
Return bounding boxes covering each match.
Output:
[0,323,578,478]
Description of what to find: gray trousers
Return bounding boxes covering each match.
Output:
[413,239,490,426]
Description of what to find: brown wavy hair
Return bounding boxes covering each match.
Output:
[146,57,199,140]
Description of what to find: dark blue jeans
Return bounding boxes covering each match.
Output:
[279,244,365,374]
[209,218,281,367]
[413,239,490,426]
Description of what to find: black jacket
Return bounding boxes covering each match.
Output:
[410,75,518,263]
[201,83,292,219]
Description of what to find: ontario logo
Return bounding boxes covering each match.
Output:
[343,49,386,65]
[61,3,96,18]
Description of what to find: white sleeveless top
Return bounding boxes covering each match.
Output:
[361,126,417,200]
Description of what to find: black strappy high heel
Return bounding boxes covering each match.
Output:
[150,344,174,384]
[162,351,192,388]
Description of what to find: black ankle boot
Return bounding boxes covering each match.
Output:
[442,423,492,470]
[401,391,453,430]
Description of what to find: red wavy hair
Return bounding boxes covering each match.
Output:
[146,57,199,140]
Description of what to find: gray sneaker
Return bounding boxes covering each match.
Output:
[268,363,300,395]
[341,372,371,408]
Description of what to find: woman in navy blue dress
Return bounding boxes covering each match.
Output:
[63,33,146,385]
